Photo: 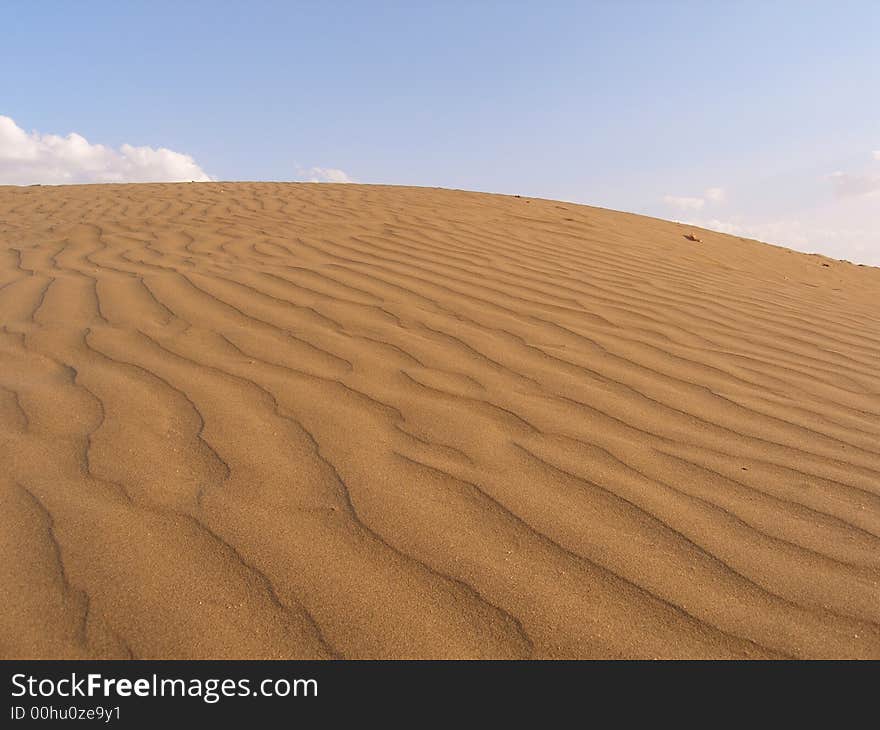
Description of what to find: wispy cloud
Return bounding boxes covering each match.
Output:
[297,166,355,183]
[828,150,880,198]
[0,115,212,185]
[829,170,880,198]
[704,187,725,203]
[662,194,705,211]
[660,152,880,266]
[663,187,725,211]
[695,215,880,266]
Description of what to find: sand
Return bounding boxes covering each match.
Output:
[0,182,878,659]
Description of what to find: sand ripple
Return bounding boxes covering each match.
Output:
[1,182,878,658]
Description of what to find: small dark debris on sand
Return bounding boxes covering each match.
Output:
[683,233,702,243]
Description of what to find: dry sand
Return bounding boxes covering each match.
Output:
[1,182,878,659]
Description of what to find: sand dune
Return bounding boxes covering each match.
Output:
[1,182,878,659]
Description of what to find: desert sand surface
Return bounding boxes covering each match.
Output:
[1,182,878,660]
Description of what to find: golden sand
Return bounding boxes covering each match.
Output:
[1,182,878,659]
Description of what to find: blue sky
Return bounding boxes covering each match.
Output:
[2,1,878,264]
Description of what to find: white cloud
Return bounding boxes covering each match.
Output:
[830,171,880,197]
[829,171,880,198]
[298,166,355,183]
[684,194,880,267]
[663,187,725,211]
[704,187,726,202]
[661,157,880,265]
[827,150,880,198]
[663,194,705,211]
[0,115,212,185]
[698,218,812,246]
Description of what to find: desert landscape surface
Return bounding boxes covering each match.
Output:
[0,181,878,659]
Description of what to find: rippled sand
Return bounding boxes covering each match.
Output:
[1,182,878,659]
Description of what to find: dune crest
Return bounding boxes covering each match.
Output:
[1,182,878,659]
